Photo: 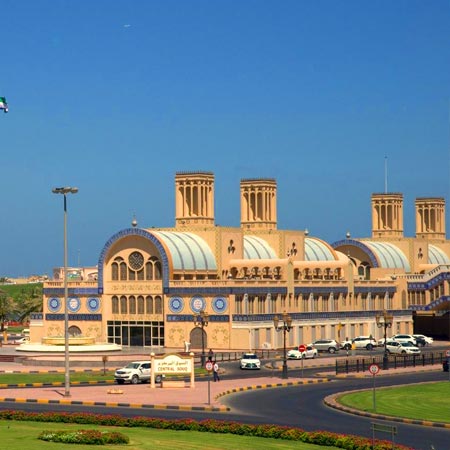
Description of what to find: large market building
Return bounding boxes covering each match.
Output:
[30,171,450,351]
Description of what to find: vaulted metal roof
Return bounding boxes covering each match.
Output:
[151,231,217,271]
[428,245,450,265]
[244,236,277,259]
[361,241,411,271]
[305,238,336,261]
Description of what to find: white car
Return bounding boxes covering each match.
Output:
[240,353,261,370]
[413,334,433,345]
[114,361,163,384]
[14,336,30,344]
[391,334,417,345]
[341,336,377,350]
[287,345,318,359]
[386,341,421,355]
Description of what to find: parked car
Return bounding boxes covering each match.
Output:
[386,341,421,355]
[240,353,261,370]
[391,334,417,346]
[341,336,377,350]
[14,336,30,344]
[287,345,318,359]
[114,361,163,384]
[309,339,339,354]
[412,334,433,346]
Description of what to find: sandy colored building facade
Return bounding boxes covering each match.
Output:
[31,172,450,351]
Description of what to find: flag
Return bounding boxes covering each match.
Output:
[0,97,8,113]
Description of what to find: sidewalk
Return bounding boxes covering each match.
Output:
[0,375,330,411]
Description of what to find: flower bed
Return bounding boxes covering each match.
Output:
[0,410,412,450]
[38,429,129,445]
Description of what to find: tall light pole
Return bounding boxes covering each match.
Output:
[274,312,292,379]
[376,310,393,370]
[52,187,78,397]
[194,309,209,366]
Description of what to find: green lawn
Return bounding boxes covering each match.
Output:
[0,371,116,385]
[0,420,336,450]
[0,369,207,385]
[338,381,450,423]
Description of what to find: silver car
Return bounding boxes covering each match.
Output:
[309,339,339,354]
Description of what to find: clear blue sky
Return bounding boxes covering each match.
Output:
[1,0,449,277]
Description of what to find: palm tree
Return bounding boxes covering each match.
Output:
[0,289,18,332]
[15,285,43,323]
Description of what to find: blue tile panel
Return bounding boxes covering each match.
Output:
[408,271,450,290]
[167,314,230,322]
[409,296,450,311]
[46,314,102,321]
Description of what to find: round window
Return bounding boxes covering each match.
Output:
[128,251,144,270]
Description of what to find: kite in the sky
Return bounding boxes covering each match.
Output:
[0,97,8,113]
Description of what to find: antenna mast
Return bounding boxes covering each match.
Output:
[384,156,388,193]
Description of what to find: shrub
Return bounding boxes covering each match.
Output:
[38,429,129,445]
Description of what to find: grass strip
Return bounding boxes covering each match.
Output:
[338,381,450,423]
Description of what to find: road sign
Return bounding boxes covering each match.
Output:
[205,361,214,371]
[368,363,379,375]
[298,344,307,352]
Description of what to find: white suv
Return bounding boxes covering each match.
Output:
[391,334,417,346]
[386,341,421,355]
[114,361,163,384]
[341,336,377,350]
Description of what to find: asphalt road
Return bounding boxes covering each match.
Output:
[0,370,448,450]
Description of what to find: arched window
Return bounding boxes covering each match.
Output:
[120,295,127,314]
[119,262,127,280]
[145,261,153,280]
[146,296,154,314]
[154,261,162,279]
[68,325,82,337]
[137,296,144,314]
[154,296,163,314]
[112,296,119,314]
[129,296,136,314]
[111,263,119,280]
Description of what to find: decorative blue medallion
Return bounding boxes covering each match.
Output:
[48,297,61,313]
[169,297,184,313]
[67,297,81,313]
[87,297,100,313]
[190,295,206,313]
[212,296,227,313]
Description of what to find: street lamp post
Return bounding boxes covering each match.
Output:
[273,312,292,379]
[52,187,78,398]
[194,309,209,366]
[376,310,393,370]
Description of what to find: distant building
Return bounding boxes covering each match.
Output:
[32,172,450,350]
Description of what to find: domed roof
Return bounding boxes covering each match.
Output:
[244,236,277,259]
[151,231,217,271]
[428,245,450,265]
[305,238,336,261]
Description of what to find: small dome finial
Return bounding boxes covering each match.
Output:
[346,231,351,239]
[131,214,138,228]
[304,228,309,236]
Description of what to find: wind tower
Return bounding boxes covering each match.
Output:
[371,193,404,238]
[175,171,215,227]
[415,197,446,239]
[240,178,277,230]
